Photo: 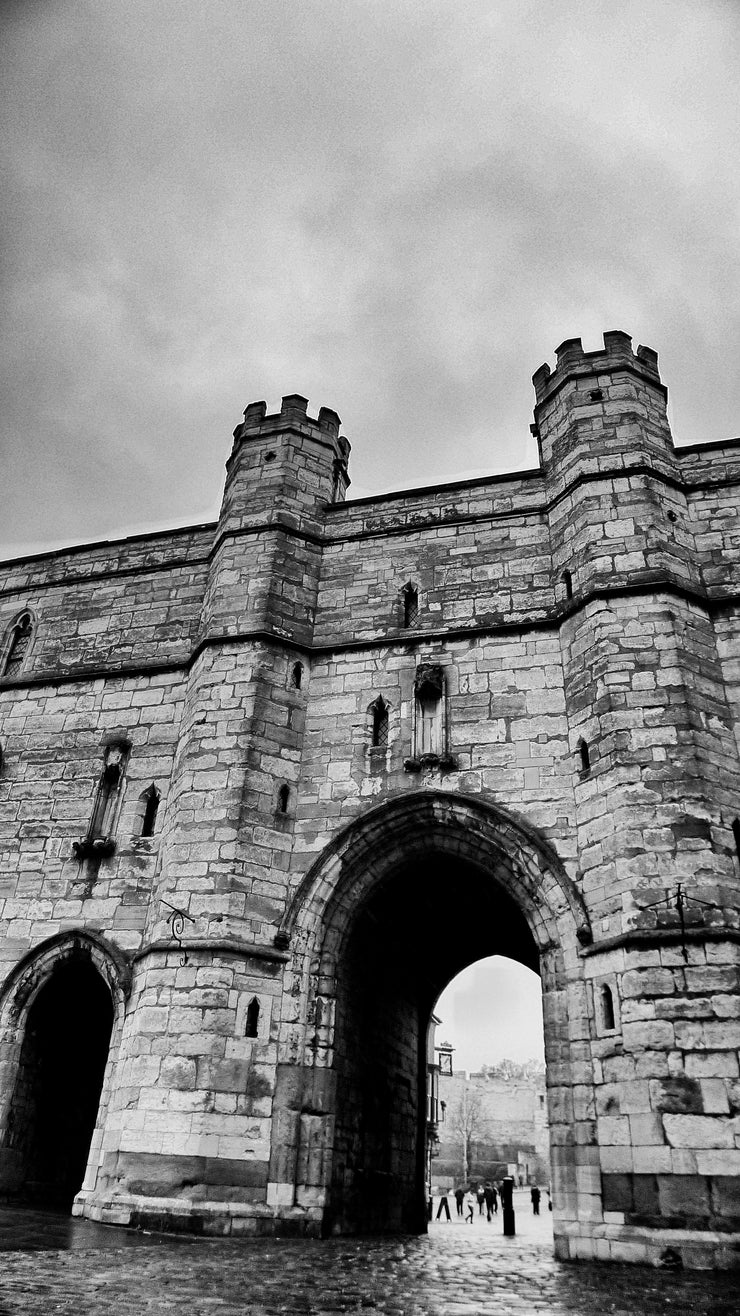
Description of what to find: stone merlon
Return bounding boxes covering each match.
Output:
[234,394,349,457]
[532,329,664,410]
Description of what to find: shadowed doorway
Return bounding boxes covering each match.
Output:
[4,958,113,1208]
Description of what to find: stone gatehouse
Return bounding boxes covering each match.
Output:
[0,331,738,1267]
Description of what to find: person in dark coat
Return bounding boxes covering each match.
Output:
[476,1183,486,1215]
[483,1182,495,1221]
[454,1186,465,1217]
[531,1185,541,1215]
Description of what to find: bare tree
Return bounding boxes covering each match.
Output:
[448,1086,487,1183]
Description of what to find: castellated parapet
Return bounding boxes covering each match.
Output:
[0,333,739,1267]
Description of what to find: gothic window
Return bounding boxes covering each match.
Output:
[369,696,389,749]
[732,818,740,864]
[561,569,573,601]
[402,583,419,628]
[245,997,260,1038]
[277,783,290,815]
[1,610,35,681]
[578,738,591,775]
[291,661,303,690]
[137,784,160,838]
[413,665,445,759]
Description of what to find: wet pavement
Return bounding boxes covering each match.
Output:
[0,1198,737,1315]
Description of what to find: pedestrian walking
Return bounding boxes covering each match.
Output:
[490,1183,498,1214]
[531,1184,541,1215]
[476,1183,486,1215]
[464,1189,475,1223]
[435,1189,451,1221]
[484,1182,495,1221]
[454,1187,465,1217]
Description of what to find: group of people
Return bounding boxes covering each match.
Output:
[433,1181,548,1222]
[434,1181,498,1222]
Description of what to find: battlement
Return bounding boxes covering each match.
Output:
[532,330,664,409]
[233,394,349,459]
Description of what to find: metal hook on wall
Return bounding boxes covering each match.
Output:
[160,899,195,966]
[641,881,720,961]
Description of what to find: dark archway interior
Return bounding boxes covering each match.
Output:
[3,958,113,1208]
[327,853,539,1234]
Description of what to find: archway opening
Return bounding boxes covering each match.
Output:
[429,956,550,1232]
[4,957,113,1208]
[325,851,540,1235]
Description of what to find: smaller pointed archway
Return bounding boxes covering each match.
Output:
[0,953,114,1207]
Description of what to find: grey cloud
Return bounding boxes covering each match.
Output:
[1,0,738,555]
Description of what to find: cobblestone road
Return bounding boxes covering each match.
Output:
[0,1205,736,1316]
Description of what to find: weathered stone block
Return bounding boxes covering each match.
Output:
[663,1115,735,1150]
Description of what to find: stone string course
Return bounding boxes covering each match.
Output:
[0,333,738,1268]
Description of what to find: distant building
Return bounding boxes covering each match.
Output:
[435,1068,550,1187]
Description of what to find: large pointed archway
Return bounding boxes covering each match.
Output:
[270,792,593,1241]
[0,932,128,1209]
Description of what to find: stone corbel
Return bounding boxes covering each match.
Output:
[72,835,116,861]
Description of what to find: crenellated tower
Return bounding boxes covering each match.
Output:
[92,396,351,1220]
[535,333,740,931]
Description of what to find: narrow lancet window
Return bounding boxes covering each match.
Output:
[370,696,389,749]
[245,997,260,1038]
[578,738,591,775]
[291,661,303,690]
[139,784,160,838]
[601,984,616,1031]
[733,818,740,864]
[277,783,290,814]
[562,569,573,600]
[1,611,34,681]
[403,584,419,628]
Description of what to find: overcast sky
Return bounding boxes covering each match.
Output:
[1,0,739,561]
[435,957,545,1073]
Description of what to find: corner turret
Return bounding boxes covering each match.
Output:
[202,393,350,640]
[225,394,351,521]
[532,331,673,485]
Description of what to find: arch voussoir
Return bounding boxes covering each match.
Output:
[281,790,590,966]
